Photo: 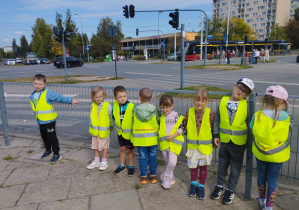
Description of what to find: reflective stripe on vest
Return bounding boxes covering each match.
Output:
[131,113,159,147]
[186,107,213,155]
[113,101,134,140]
[158,114,185,155]
[89,102,110,138]
[219,96,248,145]
[252,111,290,163]
[30,89,57,121]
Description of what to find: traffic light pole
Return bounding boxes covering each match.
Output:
[113,36,118,78]
[62,40,68,82]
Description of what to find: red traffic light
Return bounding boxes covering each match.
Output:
[129,5,135,18]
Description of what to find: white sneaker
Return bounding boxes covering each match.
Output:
[99,162,108,171]
[87,161,100,169]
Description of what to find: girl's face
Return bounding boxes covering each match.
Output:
[194,97,208,111]
[93,91,104,104]
[160,104,174,115]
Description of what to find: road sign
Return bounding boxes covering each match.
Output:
[86,46,89,51]
[161,41,164,46]
[88,44,92,46]
[108,26,118,37]
[207,35,214,40]
[224,35,228,41]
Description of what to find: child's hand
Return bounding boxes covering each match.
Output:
[110,126,114,131]
[214,138,220,148]
[72,99,79,106]
[166,135,175,142]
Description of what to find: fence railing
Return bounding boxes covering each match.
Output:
[1,82,298,198]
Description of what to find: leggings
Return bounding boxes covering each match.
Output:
[190,165,207,185]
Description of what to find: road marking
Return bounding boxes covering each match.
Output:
[286,64,299,66]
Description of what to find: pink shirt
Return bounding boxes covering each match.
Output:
[164,111,184,135]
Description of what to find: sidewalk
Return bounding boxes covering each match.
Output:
[0,133,298,210]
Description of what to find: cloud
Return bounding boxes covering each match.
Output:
[3,39,10,42]
[15,31,23,35]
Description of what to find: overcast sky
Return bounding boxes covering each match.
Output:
[0,0,213,48]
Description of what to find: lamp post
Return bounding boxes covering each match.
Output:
[158,11,163,59]
[75,13,85,59]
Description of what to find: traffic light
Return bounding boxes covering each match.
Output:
[245,35,248,44]
[169,10,179,29]
[129,4,135,18]
[136,28,139,36]
[64,31,71,42]
[123,5,129,18]
[53,26,63,42]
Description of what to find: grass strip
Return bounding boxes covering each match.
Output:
[185,64,253,70]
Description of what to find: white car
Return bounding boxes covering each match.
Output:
[16,58,23,64]
[6,59,16,65]
[167,53,178,61]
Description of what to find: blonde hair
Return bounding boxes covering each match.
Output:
[194,88,209,111]
[91,86,106,102]
[258,95,286,128]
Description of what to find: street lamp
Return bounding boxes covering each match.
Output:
[75,13,85,59]
[158,11,163,59]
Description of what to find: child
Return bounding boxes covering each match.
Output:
[131,88,160,184]
[251,85,292,210]
[112,86,135,176]
[210,78,254,204]
[158,95,184,189]
[30,74,78,164]
[184,88,215,199]
[87,86,113,171]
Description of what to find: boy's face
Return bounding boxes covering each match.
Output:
[115,91,127,105]
[194,97,208,111]
[160,104,174,115]
[33,79,46,92]
[232,83,250,100]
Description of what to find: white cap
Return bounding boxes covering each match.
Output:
[237,78,254,92]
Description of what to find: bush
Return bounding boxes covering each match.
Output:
[94,57,105,62]
[134,55,146,60]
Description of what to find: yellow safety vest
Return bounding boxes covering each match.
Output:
[219,96,248,145]
[158,114,184,155]
[131,114,159,147]
[89,102,111,138]
[113,101,134,140]
[187,107,213,155]
[30,89,57,121]
[252,111,290,163]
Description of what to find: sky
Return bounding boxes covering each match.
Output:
[0,0,213,48]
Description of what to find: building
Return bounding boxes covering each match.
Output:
[121,32,197,58]
[212,0,292,39]
[3,46,13,53]
[290,0,299,19]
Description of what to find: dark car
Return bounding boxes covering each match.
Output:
[297,55,299,63]
[39,58,50,64]
[54,56,83,68]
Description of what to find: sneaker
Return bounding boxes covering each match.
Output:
[41,150,52,159]
[139,175,147,184]
[162,175,175,189]
[128,166,135,177]
[221,189,234,205]
[87,161,100,169]
[99,162,108,171]
[188,184,197,197]
[197,187,205,199]
[259,198,266,209]
[49,154,61,164]
[114,165,126,174]
[261,207,272,210]
[148,174,157,184]
[210,185,224,200]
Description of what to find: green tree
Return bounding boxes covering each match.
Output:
[285,19,299,48]
[294,8,299,21]
[269,23,286,40]
[20,35,30,57]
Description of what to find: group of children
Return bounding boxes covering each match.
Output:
[30,74,292,210]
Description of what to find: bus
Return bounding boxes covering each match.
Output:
[178,40,288,61]
[23,52,38,65]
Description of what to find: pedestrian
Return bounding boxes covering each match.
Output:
[250,85,292,210]
[90,56,93,63]
[112,86,135,176]
[87,86,113,170]
[255,49,260,64]
[210,78,255,205]
[30,74,78,164]
[227,50,232,64]
[232,49,235,58]
[158,95,184,189]
[185,88,215,199]
[131,88,161,184]
[264,48,270,62]
[222,50,225,59]
[217,49,220,59]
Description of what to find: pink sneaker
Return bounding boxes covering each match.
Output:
[162,175,175,189]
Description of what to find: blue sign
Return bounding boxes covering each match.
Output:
[86,46,89,51]
[161,41,164,46]
[207,35,214,40]
[224,35,228,41]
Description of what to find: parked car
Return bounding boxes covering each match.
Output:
[39,58,50,64]
[54,56,83,68]
[167,52,178,61]
[4,59,8,65]
[297,54,299,63]
[16,58,23,64]
[6,59,16,65]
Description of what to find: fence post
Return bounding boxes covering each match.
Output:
[0,82,9,146]
[245,92,256,199]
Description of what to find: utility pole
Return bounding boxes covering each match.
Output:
[200,13,203,61]
[226,0,231,59]
[180,24,185,89]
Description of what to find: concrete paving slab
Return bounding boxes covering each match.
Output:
[0,160,9,170]
[0,147,23,159]
[1,204,38,210]
[29,140,44,148]
[275,193,299,209]
[68,172,115,198]
[47,161,89,180]
[0,185,26,208]
[59,139,86,147]
[62,148,93,164]
[38,197,89,210]
[5,162,39,170]
[90,190,141,210]
[0,169,12,186]
[17,178,71,206]
[8,138,34,147]
[3,165,50,186]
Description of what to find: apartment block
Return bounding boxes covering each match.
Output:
[213,0,291,39]
[290,0,299,19]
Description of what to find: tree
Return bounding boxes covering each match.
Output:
[20,35,30,57]
[269,23,286,40]
[12,38,20,57]
[294,8,299,21]
[285,19,299,48]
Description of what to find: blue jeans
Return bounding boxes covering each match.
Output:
[138,146,157,176]
[256,158,282,206]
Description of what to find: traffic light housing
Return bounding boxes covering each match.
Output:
[129,5,135,18]
[64,31,71,42]
[245,35,248,44]
[53,26,63,42]
[136,28,139,36]
[123,5,129,18]
[169,11,179,29]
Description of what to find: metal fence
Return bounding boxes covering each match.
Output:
[1,82,298,195]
